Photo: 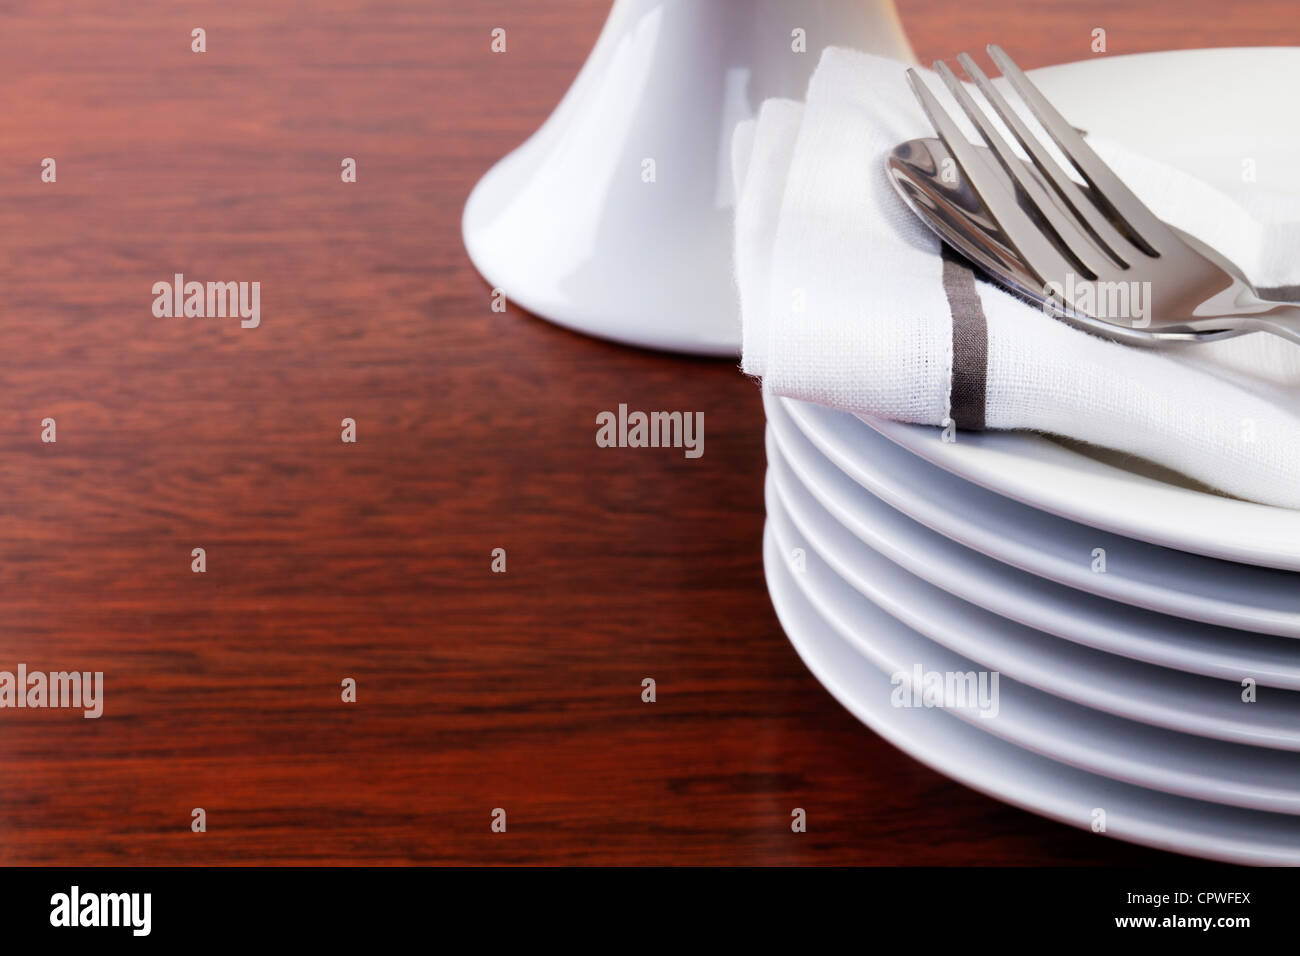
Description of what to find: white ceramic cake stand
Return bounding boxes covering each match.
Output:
[462,0,915,355]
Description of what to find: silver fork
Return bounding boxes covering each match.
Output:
[905,45,1300,345]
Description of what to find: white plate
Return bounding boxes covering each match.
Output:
[1029,48,1300,197]
[764,393,1300,688]
[866,415,1300,573]
[767,478,1300,812]
[777,395,1300,637]
[762,523,1300,865]
[864,47,1300,570]
[766,434,1300,750]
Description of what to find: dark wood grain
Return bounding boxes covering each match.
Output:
[0,0,1290,865]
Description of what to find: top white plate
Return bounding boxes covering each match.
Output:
[867,415,1300,570]
[863,48,1300,569]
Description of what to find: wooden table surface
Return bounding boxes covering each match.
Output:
[0,0,1291,866]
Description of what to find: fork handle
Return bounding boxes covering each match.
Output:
[1197,284,1300,345]
[1229,305,1300,346]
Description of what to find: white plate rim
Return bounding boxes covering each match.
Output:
[865,412,1300,570]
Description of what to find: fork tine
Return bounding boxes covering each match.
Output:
[904,68,1080,287]
[933,59,1111,278]
[987,44,1170,253]
[956,52,1143,267]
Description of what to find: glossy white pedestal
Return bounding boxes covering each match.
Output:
[462,0,915,355]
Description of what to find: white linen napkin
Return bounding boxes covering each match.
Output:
[734,49,1300,510]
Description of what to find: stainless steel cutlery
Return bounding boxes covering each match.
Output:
[895,45,1300,345]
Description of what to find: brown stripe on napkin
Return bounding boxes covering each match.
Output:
[1259,284,1300,302]
[940,246,988,431]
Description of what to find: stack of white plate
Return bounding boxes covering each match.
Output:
[764,391,1300,864]
[759,47,1300,865]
